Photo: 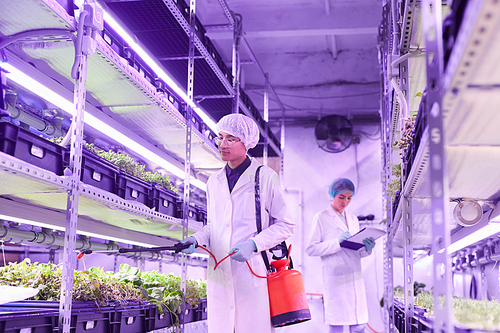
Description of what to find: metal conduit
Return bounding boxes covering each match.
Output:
[453,244,500,271]
[0,222,207,267]
[0,245,53,253]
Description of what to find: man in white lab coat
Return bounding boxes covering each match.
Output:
[306,178,375,333]
[181,114,295,333]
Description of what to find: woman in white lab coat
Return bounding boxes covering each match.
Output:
[306,178,375,333]
[181,114,295,333]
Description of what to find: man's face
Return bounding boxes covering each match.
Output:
[217,131,247,163]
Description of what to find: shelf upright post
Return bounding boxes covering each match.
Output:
[231,12,241,114]
[59,29,88,333]
[422,0,454,332]
[279,113,285,187]
[263,74,269,166]
[379,3,395,332]
[399,55,414,333]
[402,196,413,333]
[181,0,197,330]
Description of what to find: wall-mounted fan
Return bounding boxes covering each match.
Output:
[314,115,353,153]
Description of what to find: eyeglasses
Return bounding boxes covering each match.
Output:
[214,137,241,147]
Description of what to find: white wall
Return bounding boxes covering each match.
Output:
[279,124,385,332]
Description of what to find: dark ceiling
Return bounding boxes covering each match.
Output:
[99,0,382,157]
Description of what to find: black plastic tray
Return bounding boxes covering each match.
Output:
[180,303,196,324]
[176,201,200,220]
[150,184,179,217]
[113,302,150,333]
[116,172,151,206]
[150,306,174,330]
[64,149,120,194]
[196,206,208,225]
[0,306,57,333]
[0,122,65,175]
[195,299,207,321]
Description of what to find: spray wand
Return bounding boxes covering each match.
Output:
[77,242,193,259]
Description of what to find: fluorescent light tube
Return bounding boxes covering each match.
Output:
[103,9,218,133]
[2,62,206,191]
[446,222,500,254]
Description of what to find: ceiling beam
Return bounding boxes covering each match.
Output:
[206,27,378,39]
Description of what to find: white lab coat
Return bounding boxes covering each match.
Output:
[193,158,295,333]
[306,205,371,326]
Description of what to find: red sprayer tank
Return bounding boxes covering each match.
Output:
[267,258,311,327]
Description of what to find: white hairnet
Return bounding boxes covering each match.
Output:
[216,114,260,149]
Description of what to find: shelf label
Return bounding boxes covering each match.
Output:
[30,145,44,159]
[92,171,102,182]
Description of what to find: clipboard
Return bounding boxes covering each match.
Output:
[340,227,386,250]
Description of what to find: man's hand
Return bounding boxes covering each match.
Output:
[229,240,257,262]
[180,236,198,254]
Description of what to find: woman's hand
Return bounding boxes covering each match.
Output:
[338,231,351,244]
[363,237,375,252]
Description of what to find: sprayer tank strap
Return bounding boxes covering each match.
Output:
[254,165,271,271]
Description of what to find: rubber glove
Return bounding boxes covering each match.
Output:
[363,237,376,252]
[180,236,198,254]
[338,231,351,244]
[230,240,257,262]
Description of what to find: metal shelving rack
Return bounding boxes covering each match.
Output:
[0,0,227,331]
[1,0,285,331]
[0,0,210,240]
[382,0,500,332]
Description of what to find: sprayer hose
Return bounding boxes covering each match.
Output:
[197,245,290,279]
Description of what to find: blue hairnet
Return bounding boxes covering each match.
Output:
[328,178,355,197]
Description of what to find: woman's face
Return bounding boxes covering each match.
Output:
[332,192,353,213]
